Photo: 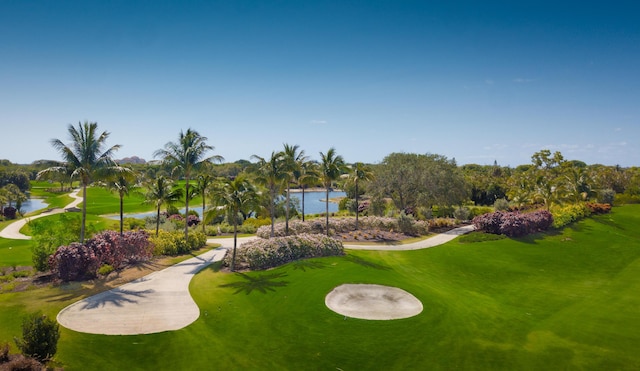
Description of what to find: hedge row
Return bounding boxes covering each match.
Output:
[256,216,430,238]
[224,234,345,270]
[472,210,553,237]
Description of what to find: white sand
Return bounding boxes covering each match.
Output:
[325,284,423,320]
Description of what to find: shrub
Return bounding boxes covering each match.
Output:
[0,342,9,363]
[225,234,344,270]
[48,242,100,281]
[242,217,271,229]
[599,189,615,205]
[14,312,60,363]
[3,206,17,220]
[473,210,553,237]
[493,198,510,211]
[453,206,471,221]
[149,230,207,256]
[550,203,591,229]
[585,202,611,214]
[397,212,417,235]
[98,264,114,276]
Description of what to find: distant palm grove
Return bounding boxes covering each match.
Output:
[2,121,639,234]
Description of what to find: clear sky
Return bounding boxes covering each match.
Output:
[1,1,638,167]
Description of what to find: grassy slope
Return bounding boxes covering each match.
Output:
[46,205,640,370]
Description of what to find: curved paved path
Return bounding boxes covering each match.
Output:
[57,226,474,335]
[0,190,83,240]
[57,236,257,335]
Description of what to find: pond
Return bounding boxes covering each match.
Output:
[17,198,49,213]
[109,190,346,220]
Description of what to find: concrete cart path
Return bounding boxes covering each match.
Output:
[0,189,83,240]
[57,236,257,335]
[343,224,475,250]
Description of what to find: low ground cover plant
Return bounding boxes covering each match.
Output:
[224,234,344,270]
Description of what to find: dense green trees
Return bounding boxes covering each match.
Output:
[370,153,467,214]
[251,151,287,237]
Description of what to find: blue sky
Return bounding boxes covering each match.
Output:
[1,1,638,167]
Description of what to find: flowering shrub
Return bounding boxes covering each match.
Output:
[550,204,591,229]
[48,242,100,281]
[149,230,207,256]
[256,216,429,238]
[186,215,200,226]
[48,230,153,281]
[472,210,553,237]
[224,234,344,270]
[585,202,612,214]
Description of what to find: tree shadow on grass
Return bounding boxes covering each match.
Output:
[219,272,289,295]
[292,260,327,272]
[344,254,391,270]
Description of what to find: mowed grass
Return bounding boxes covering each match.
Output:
[37,205,640,370]
[0,203,637,371]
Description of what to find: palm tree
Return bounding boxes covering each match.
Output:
[46,121,121,243]
[154,129,223,241]
[144,175,184,236]
[347,162,375,230]
[192,173,216,234]
[251,151,286,237]
[106,167,137,236]
[319,148,346,236]
[282,143,307,235]
[297,161,320,221]
[209,175,258,271]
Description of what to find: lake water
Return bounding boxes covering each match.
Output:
[17,198,48,213]
[109,190,346,219]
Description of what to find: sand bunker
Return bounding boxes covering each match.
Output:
[325,284,423,320]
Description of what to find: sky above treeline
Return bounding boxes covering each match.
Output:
[1,1,638,167]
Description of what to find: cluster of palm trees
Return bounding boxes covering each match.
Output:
[39,122,375,254]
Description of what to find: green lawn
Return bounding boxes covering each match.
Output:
[1,205,639,370]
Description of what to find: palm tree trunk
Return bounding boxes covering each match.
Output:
[202,197,206,234]
[80,183,87,243]
[156,206,161,236]
[231,221,238,272]
[269,188,276,238]
[325,186,330,236]
[184,178,190,242]
[355,181,359,230]
[285,184,290,235]
[119,194,124,236]
[301,187,306,222]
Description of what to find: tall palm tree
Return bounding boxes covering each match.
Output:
[46,121,121,243]
[154,129,223,241]
[347,162,375,230]
[282,143,307,235]
[192,173,216,234]
[106,167,137,236]
[297,161,320,221]
[319,148,346,236]
[251,151,286,237]
[209,175,258,271]
[144,175,184,236]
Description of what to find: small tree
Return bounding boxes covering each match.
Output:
[14,312,60,363]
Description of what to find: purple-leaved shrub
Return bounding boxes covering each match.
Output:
[472,210,553,237]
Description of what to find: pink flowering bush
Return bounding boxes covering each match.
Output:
[473,210,553,237]
[256,216,429,238]
[224,234,344,270]
[48,230,153,281]
[48,242,101,281]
